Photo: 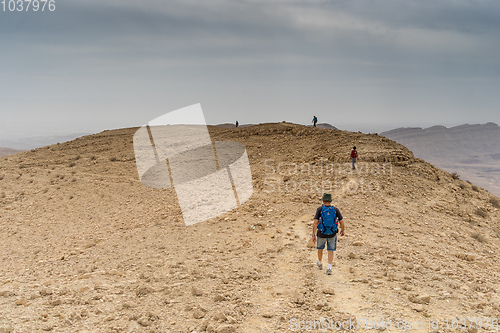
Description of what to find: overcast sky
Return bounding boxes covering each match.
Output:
[1,0,500,139]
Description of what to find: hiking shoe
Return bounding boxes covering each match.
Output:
[326,267,332,275]
[317,261,323,270]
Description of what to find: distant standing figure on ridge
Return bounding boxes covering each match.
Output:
[235,120,239,128]
[312,116,318,127]
[351,146,358,170]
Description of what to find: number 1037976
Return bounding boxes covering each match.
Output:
[1,0,55,12]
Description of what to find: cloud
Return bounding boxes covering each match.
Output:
[1,0,499,139]
[3,0,500,69]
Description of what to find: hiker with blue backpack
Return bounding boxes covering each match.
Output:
[312,193,345,275]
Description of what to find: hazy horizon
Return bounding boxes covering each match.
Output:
[1,120,498,150]
[0,115,498,142]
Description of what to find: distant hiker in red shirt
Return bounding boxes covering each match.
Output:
[351,146,358,170]
[235,120,239,128]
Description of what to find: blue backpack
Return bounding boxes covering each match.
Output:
[318,205,338,235]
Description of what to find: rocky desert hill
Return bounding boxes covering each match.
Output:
[217,123,338,130]
[382,123,500,197]
[0,122,499,333]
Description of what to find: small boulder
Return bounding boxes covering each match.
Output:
[15,298,28,306]
[322,287,335,295]
[191,286,203,296]
[193,309,205,319]
[216,324,236,333]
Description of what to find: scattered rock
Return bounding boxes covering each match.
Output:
[199,319,210,331]
[49,299,62,306]
[456,253,478,261]
[352,241,364,246]
[213,312,227,322]
[292,293,306,304]
[306,238,315,248]
[348,252,357,259]
[78,273,92,279]
[409,294,431,304]
[128,321,141,331]
[107,269,121,276]
[191,286,203,296]
[135,286,153,297]
[418,295,431,304]
[69,312,83,321]
[412,305,425,312]
[78,286,90,294]
[206,323,216,332]
[315,302,326,310]
[216,324,236,333]
[39,288,52,296]
[15,298,27,306]
[137,317,152,327]
[322,287,335,295]
[193,309,205,319]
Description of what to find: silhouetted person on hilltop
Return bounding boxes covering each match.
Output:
[312,116,318,127]
[235,120,239,128]
[351,146,358,170]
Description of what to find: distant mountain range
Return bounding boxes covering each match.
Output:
[0,147,25,157]
[0,133,90,151]
[382,122,500,196]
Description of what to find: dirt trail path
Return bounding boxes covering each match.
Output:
[240,213,317,333]
[292,213,433,333]
[296,214,385,327]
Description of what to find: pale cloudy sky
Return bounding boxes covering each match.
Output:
[1,0,500,139]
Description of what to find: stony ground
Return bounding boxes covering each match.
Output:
[0,122,499,332]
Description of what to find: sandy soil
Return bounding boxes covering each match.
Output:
[0,122,499,332]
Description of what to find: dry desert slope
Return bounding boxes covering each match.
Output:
[0,122,499,333]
